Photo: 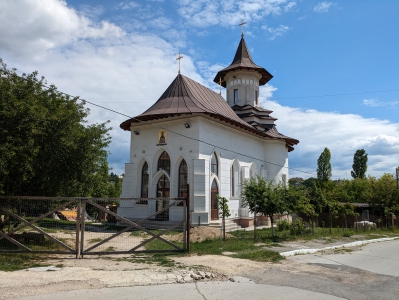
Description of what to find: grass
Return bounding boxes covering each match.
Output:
[0,253,48,271]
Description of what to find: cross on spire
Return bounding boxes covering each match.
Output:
[239,19,247,37]
[176,52,183,74]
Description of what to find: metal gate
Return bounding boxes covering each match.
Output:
[0,196,189,256]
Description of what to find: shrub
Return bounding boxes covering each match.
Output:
[277,219,290,232]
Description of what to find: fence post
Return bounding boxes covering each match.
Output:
[80,199,87,258]
[75,198,81,258]
[186,184,190,253]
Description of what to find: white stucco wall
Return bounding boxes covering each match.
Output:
[118,115,289,224]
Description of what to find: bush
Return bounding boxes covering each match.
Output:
[277,219,290,232]
[290,218,309,235]
[343,231,354,237]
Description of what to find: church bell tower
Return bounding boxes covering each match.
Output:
[213,32,273,108]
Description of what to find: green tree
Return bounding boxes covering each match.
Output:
[241,176,287,238]
[217,195,231,241]
[317,147,332,184]
[351,149,368,179]
[0,60,111,196]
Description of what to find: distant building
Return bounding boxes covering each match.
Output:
[118,34,299,225]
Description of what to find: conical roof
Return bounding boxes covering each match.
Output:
[213,37,273,87]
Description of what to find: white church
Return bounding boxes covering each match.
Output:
[117,34,299,226]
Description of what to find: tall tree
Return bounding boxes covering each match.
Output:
[351,149,368,179]
[317,147,332,184]
[0,60,111,196]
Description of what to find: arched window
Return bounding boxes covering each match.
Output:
[137,162,149,204]
[178,160,188,198]
[158,151,170,174]
[211,152,218,175]
[231,165,235,197]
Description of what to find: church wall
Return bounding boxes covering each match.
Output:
[264,141,289,185]
[225,70,261,107]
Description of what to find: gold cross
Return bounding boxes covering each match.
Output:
[176,52,183,74]
[239,19,247,37]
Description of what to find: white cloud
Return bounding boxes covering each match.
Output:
[261,25,291,40]
[117,1,139,10]
[313,2,333,13]
[260,98,399,179]
[0,0,124,59]
[177,0,293,28]
[363,99,399,108]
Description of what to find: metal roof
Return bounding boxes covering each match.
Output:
[213,37,273,87]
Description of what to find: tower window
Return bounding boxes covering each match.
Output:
[234,89,238,104]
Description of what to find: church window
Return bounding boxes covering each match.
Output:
[211,153,218,175]
[250,80,253,84]
[158,151,170,174]
[138,162,149,204]
[178,160,188,198]
[231,166,235,197]
[234,89,238,104]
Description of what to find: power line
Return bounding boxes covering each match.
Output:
[92,88,399,103]
[8,72,320,178]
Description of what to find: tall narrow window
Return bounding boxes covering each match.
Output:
[234,89,238,104]
[211,152,218,175]
[231,166,235,197]
[158,151,170,174]
[178,160,188,198]
[138,162,149,204]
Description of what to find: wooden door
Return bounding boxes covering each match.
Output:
[211,179,219,220]
[156,175,170,221]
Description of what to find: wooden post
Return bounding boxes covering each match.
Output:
[392,214,396,233]
[254,198,257,241]
[75,199,81,258]
[186,184,190,253]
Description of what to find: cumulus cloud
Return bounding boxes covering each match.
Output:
[260,97,399,179]
[313,2,333,13]
[177,0,294,28]
[261,25,291,40]
[0,0,124,59]
[363,99,399,108]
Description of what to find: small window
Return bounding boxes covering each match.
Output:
[234,89,238,104]
[211,153,218,175]
[250,80,253,84]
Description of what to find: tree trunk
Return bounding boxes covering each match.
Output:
[271,216,274,237]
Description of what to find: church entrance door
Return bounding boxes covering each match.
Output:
[211,179,219,220]
[156,174,170,221]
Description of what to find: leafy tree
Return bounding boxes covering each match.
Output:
[317,147,332,184]
[351,149,368,179]
[241,176,287,238]
[0,60,111,196]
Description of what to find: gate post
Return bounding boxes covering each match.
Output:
[76,199,81,258]
[186,184,190,253]
[80,199,87,258]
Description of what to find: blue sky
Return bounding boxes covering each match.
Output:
[1,0,398,179]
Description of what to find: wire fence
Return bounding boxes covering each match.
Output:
[0,196,188,256]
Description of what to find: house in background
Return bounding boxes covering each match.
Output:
[117,34,299,226]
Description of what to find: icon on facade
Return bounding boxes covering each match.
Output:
[157,130,167,145]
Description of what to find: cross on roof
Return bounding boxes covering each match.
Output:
[239,19,247,37]
[176,52,183,74]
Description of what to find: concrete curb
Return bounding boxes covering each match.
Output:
[280,237,399,257]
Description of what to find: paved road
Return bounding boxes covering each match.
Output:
[9,240,399,300]
[11,280,344,300]
[245,239,399,300]
[289,238,399,277]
